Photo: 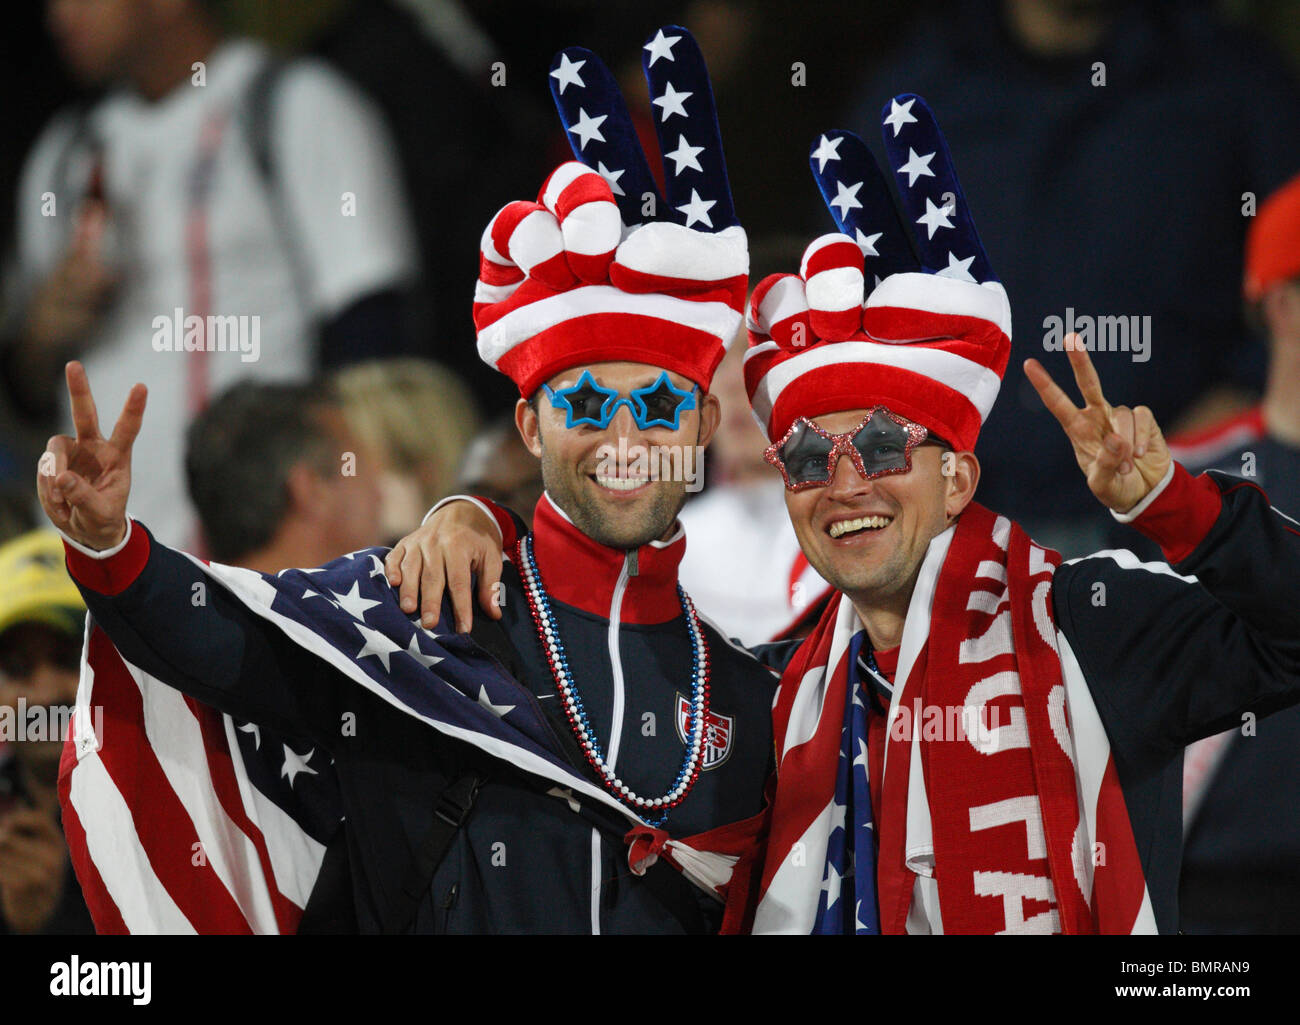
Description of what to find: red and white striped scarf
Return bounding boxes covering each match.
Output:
[751,504,1156,933]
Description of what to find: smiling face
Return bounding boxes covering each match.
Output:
[517,361,720,549]
[782,408,978,615]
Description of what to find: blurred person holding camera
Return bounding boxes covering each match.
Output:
[0,529,92,934]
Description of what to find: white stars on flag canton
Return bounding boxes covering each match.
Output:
[938,252,977,282]
[916,195,955,238]
[353,621,402,672]
[895,147,936,187]
[820,859,843,903]
[477,686,516,720]
[829,179,864,218]
[406,634,443,669]
[367,554,387,580]
[551,53,586,93]
[676,189,716,228]
[239,721,261,749]
[855,228,883,257]
[596,161,625,196]
[652,81,692,121]
[664,135,705,175]
[280,744,318,788]
[883,97,918,136]
[643,29,681,66]
[302,588,338,608]
[567,108,607,151]
[811,134,843,173]
[332,581,381,621]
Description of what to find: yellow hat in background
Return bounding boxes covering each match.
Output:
[0,530,86,639]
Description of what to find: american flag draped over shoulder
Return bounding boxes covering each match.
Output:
[58,542,739,933]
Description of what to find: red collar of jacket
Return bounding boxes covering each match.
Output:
[528,493,686,625]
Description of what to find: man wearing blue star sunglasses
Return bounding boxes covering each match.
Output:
[543,370,699,431]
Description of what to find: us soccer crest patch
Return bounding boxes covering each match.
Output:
[675,694,733,769]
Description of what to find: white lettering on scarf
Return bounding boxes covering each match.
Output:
[972,871,1059,934]
[951,523,1058,933]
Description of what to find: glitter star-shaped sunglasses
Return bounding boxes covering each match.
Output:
[765,408,929,490]
[542,370,699,430]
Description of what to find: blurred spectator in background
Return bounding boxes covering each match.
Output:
[678,341,827,645]
[1,0,419,549]
[184,378,383,571]
[845,0,1300,554]
[0,489,39,546]
[454,415,545,530]
[1166,169,1300,934]
[0,529,92,934]
[332,358,480,543]
[308,0,550,413]
[1168,170,1300,504]
[181,376,357,930]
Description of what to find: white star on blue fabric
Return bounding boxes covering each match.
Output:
[676,188,716,228]
[477,686,515,719]
[354,622,401,671]
[596,161,625,196]
[368,554,387,580]
[281,744,318,788]
[664,134,705,175]
[406,634,443,669]
[896,147,936,187]
[331,581,381,622]
[302,588,339,608]
[937,251,977,281]
[568,107,607,151]
[821,861,843,906]
[916,196,955,238]
[829,179,864,218]
[238,721,261,750]
[854,737,870,770]
[855,228,883,257]
[883,97,918,136]
[811,134,843,173]
[644,29,682,66]
[652,81,692,121]
[550,53,586,93]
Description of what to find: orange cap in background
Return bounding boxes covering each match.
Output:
[1244,171,1300,301]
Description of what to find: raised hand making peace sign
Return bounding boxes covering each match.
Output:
[36,361,147,551]
[1024,336,1171,515]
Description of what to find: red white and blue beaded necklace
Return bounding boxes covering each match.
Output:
[516,534,711,827]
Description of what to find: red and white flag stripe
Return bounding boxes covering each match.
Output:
[59,620,323,934]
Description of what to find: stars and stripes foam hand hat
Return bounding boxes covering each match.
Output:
[744,96,1011,452]
[474,27,748,398]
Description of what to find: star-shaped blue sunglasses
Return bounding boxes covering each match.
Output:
[541,370,699,430]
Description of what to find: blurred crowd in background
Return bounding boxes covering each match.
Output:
[2,0,1300,934]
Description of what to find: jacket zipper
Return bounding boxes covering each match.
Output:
[590,549,635,934]
[440,882,459,932]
